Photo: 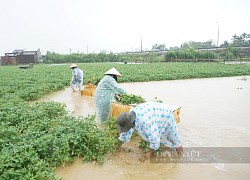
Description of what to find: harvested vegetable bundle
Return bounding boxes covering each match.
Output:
[115,94,146,105]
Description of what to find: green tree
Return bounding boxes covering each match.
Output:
[181,40,215,49]
[247,34,250,44]
[232,34,240,45]
[222,45,241,59]
[169,46,180,50]
[220,40,229,47]
[151,44,167,51]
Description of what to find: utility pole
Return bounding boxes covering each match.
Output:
[84,41,88,54]
[216,22,220,47]
[141,36,142,53]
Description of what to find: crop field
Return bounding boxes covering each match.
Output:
[1,62,250,179]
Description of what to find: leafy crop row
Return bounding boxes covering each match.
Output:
[0,62,249,179]
[0,99,119,179]
[0,65,121,179]
[0,101,118,179]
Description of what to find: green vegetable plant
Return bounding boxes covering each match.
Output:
[1,62,250,178]
[117,94,146,105]
[138,139,150,154]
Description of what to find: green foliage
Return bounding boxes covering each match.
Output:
[220,40,230,47]
[0,62,250,178]
[117,94,146,105]
[103,117,120,153]
[0,100,120,178]
[164,51,176,60]
[86,77,101,85]
[231,33,250,46]
[164,49,217,61]
[46,51,142,64]
[0,65,123,178]
[222,45,241,59]
[181,40,215,49]
[151,43,167,51]
[138,139,150,153]
[0,146,55,180]
[143,52,163,62]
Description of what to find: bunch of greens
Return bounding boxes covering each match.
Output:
[117,94,146,105]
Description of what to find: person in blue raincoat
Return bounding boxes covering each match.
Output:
[94,67,127,124]
[69,63,84,92]
[117,101,183,159]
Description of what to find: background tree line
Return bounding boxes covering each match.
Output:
[151,32,250,50]
[45,32,250,63]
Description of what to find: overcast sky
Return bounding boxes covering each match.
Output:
[0,0,249,55]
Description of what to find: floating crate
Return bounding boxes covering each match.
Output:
[81,85,96,96]
[110,102,135,120]
[173,107,181,123]
[110,102,181,123]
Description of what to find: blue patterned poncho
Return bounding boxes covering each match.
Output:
[119,101,181,150]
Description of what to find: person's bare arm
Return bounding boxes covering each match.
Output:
[176,145,184,155]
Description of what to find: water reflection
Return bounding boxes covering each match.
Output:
[40,87,95,117]
[41,76,250,180]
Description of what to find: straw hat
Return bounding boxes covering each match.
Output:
[104,67,122,77]
[69,63,77,69]
[117,111,136,133]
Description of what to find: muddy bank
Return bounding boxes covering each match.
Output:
[42,76,250,179]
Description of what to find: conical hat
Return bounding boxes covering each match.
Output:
[104,67,122,77]
[69,63,77,69]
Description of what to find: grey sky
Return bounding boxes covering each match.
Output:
[0,0,249,55]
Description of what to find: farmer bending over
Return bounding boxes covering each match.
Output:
[69,63,84,92]
[117,101,183,159]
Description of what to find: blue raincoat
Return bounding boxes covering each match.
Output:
[70,67,84,91]
[94,75,127,123]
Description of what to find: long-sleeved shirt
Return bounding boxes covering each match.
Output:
[119,101,181,150]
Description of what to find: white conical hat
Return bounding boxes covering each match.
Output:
[104,67,122,77]
[69,63,77,69]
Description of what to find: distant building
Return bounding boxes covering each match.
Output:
[0,48,42,65]
[1,55,17,65]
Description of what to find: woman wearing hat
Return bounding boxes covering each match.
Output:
[117,101,183,159]
[69,63,84,92]
[94,67,127,124]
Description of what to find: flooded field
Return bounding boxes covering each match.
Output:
[41,76,250,180]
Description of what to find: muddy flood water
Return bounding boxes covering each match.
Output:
[40,76,250,180]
